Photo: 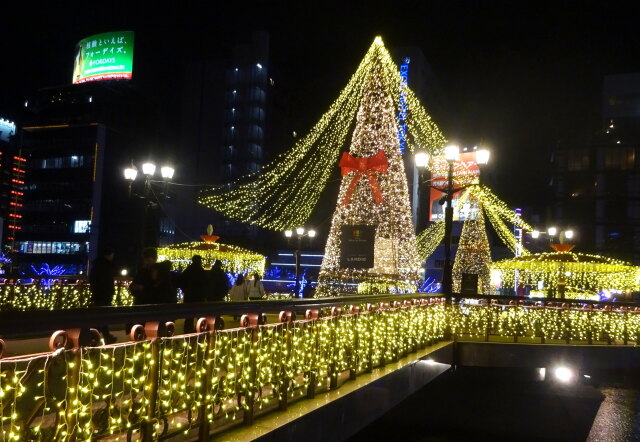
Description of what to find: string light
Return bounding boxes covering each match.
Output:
[198,37,445,231]
[157,242,265,275]
[452,203,492,294]
[316,60,421,296]
[492,252,640,297]
[1,300,638,439]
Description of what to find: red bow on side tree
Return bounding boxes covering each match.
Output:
[339,149,389,206]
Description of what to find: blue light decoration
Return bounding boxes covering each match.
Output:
[398,57,410,154]
[418,277,441,293]
[286,269,309,298]
[30,263,72,289]
[0,253,11,275]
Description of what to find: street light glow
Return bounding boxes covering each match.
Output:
[554,366,574,383]
[142,162,156,176]
[120,269,128,276]
[531,230,540,239]
[284,230,293,238]
[160,166,175,180]
[308,229,316,238]
[547,226,557,236]
[123,167,137,181]
[414,151,430,168]
[564,230,574,239]
[296,227,305,236]
[444,144,459,162]
[475,148,490,165]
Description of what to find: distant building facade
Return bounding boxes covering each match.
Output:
[15,83,170,273]
[551,73,640,264]
[179,31,296,247]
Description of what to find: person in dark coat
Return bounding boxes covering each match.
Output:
[130,247,157,305]
[180,255,208,333]
[151,261,176,304]
[89,247,117,343]
[208,260,229,301]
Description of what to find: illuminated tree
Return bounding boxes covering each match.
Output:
[316,60,422,296]
[198,37,445,230]
[452,204,492,294]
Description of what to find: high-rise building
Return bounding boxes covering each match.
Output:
[551,73,640,264]
[15,82,169,273]
[179,31,295,247]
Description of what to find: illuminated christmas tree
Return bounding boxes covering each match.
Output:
[452,204,492,294]
[316,61,422,296]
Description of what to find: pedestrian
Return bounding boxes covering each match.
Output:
[89,246,117,344]
[179,255,208,333]
[151,261,176,304]
[130,247,158,305]
[209,260,229,301]
[248,273,265,300]
[229,274,248,301]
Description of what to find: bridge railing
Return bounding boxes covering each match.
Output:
[0,293,638,440]
[449,294,640,345]
[0,294,447,441]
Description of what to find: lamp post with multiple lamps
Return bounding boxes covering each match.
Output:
[529,227,575,298]
[123,161,175,248]
[414,145,490,296]
[284,227,316,297]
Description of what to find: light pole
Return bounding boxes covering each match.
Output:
[123,161,175,248]
[414,144,490,297]
[529,227,575,298]
[284,227,316,297]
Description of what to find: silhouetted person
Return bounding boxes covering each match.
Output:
[130,248,157,305]
[89,247,117,344]
[151,261,176,304]
[209,260,229,301]
[180,255,208,333]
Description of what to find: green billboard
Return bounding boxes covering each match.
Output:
[72,31,134,84]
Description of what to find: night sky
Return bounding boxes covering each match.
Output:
[3,1,640,209]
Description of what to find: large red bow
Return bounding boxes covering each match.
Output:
[339,149,388,206]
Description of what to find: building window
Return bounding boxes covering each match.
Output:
[73,220,91,233]
[604,147,635,170]
[17,241,86,255]
[567,149,590,171]
[39,155,85,169]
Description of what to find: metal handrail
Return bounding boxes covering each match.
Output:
[0,293,442,337]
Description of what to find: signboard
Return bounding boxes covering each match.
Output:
[429,152,480,221]
[72,31,134,84]
[460,273,479,295]
[0,118,16,143]
[340,225,375,269]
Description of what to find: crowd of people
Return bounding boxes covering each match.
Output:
[89,246,267,341]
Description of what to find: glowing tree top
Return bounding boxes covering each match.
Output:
[198,37,445,231]
[316,59,422,296]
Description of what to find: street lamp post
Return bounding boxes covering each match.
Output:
[528,226,575,298]
[415,144,490,297]
[284,227,316,297]
[123,161,175,248]
[441,144,459,297]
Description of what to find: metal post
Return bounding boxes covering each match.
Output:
[294,236,302,297]
[442,160,455,297]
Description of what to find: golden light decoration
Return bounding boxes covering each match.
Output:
[492,251,640,298]
[1,300,639,439]
[198,37,446,231]
[315,58,422,296]
[157,241,265,275]
[452,202,492,294]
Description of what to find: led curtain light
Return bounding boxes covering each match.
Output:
[198,37,446,231]
[316,60,422,297]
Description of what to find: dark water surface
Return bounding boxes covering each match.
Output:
[351,367,640,441]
